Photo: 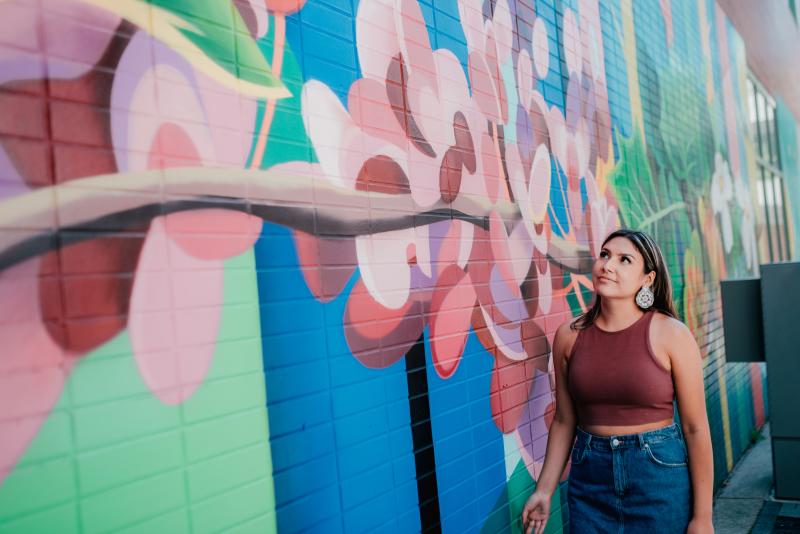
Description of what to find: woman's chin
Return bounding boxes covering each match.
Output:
[593,284,610,296]
[594,286,623,299]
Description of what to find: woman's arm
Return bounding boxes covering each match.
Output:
[667,320,714,531]
[532,323,578,495]
[522,322,578,534]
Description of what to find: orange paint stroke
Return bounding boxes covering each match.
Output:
[569,275,589,312]
[552,285,572,299]
[573,273,594,290]
[250,13,287,169]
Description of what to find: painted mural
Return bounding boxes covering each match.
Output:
[0,0,779,532]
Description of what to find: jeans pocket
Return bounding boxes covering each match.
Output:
[644,439,687,467]
[571,440,588,465]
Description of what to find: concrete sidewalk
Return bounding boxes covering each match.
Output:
[713,423,800,533]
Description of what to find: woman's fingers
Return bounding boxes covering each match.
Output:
[523,513,547,534]
[535,514,548,534]
[523,512,534,534]
[525,519,535,534]
[522,498,549,534]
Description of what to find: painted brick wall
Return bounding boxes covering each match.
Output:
[0,0,794,532]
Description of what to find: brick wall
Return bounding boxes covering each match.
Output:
[0,0,793,532]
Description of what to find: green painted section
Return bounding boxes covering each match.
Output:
[484,458,564,534]
[607,127,694,305]
[244,16,312,170]
[257,31,314,170]
[148,0,286,92]
[0,251,276,534]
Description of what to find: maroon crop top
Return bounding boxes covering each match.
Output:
[567,310,675,425]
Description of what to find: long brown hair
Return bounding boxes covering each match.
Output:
[571,229,678,330]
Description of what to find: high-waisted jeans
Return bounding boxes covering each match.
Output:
[567,423,692,533]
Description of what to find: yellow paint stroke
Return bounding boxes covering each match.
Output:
[35,0,292,100]
[716,361,734,471]
[620,0,645,141]
[697,0,715,103]
[250,13,287,169]
[594,138,616,195]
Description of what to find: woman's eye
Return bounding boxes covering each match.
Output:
[599,251,608,258]
[622,257,630,263]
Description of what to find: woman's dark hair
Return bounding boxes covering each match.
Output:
[571,229,677,330]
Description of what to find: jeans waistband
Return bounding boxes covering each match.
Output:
[575,422,682,451]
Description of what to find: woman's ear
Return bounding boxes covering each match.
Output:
[646,271,656,287]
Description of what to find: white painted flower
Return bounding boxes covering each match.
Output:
[734,177,759,272]
[710,152,734,252]
[507,143,552,255]
[532,17,550,79]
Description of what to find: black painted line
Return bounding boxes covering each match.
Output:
[405,335,442,534]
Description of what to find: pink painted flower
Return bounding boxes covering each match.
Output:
[0,0,264,482]
[112,32,263,404]
[294,0,564,436]
[541,5,613,243]
[0,0,126,484]
[458,0,514,123]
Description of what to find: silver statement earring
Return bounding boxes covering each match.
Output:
[636,285,655,309]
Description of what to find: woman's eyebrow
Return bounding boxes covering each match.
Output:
[612,252,638,262]
[601,248,635,259]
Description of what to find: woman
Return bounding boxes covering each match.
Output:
[522,229,714,534]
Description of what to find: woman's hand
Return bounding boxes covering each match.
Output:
[686,516,714,534]
[521,490,551,534]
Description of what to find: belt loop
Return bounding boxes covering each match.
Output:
[585,433,592,451]
[637,432,645,449]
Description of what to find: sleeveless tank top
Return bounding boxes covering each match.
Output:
[567,311,675,425]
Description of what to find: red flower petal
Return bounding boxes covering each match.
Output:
[294,231,357,302]
[490,353,537,433]
[344,279,424,368]
[430,265,476,378]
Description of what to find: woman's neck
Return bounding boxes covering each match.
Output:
[596,299,646,331]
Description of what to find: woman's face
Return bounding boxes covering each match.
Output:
[592,236,655,300]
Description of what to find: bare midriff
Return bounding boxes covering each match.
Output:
[580,417,675,437]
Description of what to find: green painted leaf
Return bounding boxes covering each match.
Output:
[148,0,286,94]
[607,126,695,318]
[657,66,715,190]
[78,0,289,99]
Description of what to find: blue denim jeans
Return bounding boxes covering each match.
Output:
[567,423,692,533]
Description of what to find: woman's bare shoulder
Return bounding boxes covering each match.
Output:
[650,312,696,354]
[650,311,690,336]
[555,318,580,360]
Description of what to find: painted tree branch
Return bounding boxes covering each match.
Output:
[0,167,593,272]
